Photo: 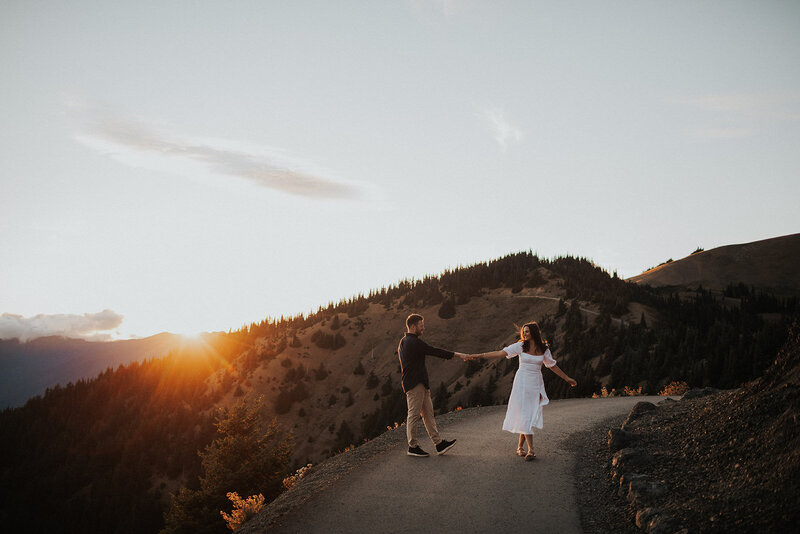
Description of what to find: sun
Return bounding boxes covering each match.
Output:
[181,332,202,341]
[179,331,204,343]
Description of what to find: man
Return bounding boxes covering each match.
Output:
[398,313,466,457]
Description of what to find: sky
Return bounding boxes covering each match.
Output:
[1,0,799,341]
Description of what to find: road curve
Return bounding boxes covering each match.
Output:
[243,396,666,534]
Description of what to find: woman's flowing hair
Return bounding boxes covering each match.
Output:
[520,322,549,354]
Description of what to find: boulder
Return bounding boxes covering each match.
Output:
[625,477,668,505]
[617,472,648,497]
[608,428,640,452]
[612,447,654,471]
[621,401,657,429]
[635,507,660,529]
[635,507,681,534]
[647,513,681,534]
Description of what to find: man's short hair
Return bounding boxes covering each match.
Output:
[406,313,424,329]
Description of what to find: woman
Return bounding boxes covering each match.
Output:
[469,322,576,460]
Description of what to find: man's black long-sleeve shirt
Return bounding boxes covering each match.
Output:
[398,332,454,392]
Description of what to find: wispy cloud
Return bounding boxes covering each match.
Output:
[0,309,123,342]
[70,101,359,200]
[479,107,524,151]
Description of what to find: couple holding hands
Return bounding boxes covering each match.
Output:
[398,313,577,461]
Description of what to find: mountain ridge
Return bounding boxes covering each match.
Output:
[0,332,185,408]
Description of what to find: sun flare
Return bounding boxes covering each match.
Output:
[179,331,203,343]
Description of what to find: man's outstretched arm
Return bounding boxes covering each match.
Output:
[421,341,467,361]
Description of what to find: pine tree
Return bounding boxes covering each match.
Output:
[381,375,393,397]
[334,421,355,451]
[433,382,449,413]
[161,396,292,534]
[366,370,379,389]
[438,296,456,319]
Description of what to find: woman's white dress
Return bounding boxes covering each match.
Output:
[502,341,557,434]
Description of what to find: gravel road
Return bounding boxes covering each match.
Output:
[242,396,666,534]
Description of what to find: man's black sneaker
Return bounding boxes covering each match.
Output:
[407,446,429,457]
[436,439,456,455]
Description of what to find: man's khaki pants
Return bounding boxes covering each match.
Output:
[405,383,441,448]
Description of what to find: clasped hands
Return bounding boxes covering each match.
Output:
[455,352,479,361]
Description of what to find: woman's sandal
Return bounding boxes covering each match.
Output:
[525,451,536,461]
[516,447,525,457]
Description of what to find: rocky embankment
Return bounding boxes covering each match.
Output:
[588,323,800,533]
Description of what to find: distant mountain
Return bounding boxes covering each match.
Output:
[0,333,184,408]
[628,233,800,294]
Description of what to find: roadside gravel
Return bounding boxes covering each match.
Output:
[566,414,640,534]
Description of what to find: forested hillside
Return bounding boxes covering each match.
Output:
[0,333,186,409]
[1,252,797,534]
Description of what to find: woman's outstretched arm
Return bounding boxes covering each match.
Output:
[548,364,577,387]
[468,349,507,359]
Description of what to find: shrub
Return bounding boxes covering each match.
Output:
[220,492,265,532]
[526,269,547,288]
[380,375,393,397]
[659,381,690,396]
[438,297,456,319]
[274,382,309,414]
[313,363,329,381]
[334,421,355,452]
[433,382,450,413]
[464,359,483,378]
[468,383,492,407]
[282,464,312,490]
[282,364,306,384]
[556,298,567,317]
[592,387,612,398]
[621,385,644,396]
[591,385,644,398]
[311,330,346,350]
[365,371,379,389]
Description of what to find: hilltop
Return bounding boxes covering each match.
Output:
[628,233,800,295]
